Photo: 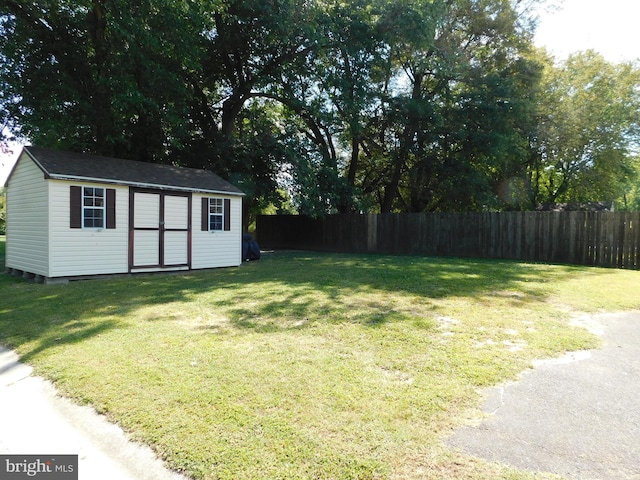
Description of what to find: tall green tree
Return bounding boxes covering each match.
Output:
[531,51,640,205]
[203,0,322,138]
[615,156,640,211]
[0,0,207,162]
[353,0,540,212]
[5,0,586,219]
[171,0,339,216]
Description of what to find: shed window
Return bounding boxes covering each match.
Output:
[70,185,116,229]
[209,198,224,231]
[201,197,231,232]
[83,187,105,228]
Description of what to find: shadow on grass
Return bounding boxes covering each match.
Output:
[0,249,615,359]
[0,265,226,363]
[215,252,595,330]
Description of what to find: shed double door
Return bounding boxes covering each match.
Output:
[129,189,191,271]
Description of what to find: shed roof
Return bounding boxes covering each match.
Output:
[11,146,244,196]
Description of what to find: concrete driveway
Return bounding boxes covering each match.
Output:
[0,347,188,480]
[448,312,640,479]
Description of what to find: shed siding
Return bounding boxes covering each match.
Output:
[48,180,129,277]
[5,153,50,276]
[191,194,242,269]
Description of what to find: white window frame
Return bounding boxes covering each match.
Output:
[208,197,224,231]
[82,186,106,229]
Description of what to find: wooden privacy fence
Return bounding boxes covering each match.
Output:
[256,212,640,269]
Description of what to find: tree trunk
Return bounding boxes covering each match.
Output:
[221,95,246,138]
[89,0,113,155]
[347,134,359,187]
[380,73,424,213]
[380,140,410,213]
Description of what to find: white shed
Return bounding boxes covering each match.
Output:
[4,146,245,283]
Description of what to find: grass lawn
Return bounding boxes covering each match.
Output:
[1,235,639,479]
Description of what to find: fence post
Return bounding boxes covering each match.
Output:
[367,214,377,252]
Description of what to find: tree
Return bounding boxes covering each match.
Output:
[0,0,206,162]
[203,0,322,137]
[531,51,640,205]
[353,0,540,212]
[304,0,392,212]
[2,0,559,218]
[614,155,640,211]
[227,101,300,227]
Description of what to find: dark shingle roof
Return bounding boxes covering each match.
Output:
[20,146,244,195]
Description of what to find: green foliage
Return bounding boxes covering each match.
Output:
[227,103,301,226]
[0,1,204,161]
[530,51,640,206]
[613,156,640,211]
[3,1,639,215]
[326,0,542,212]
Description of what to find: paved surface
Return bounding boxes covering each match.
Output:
[448,312,640,480]
[0,347,188,480]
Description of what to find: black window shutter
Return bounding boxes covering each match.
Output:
[70,186,82,228]
[106,189,116,229]
[201,197,209,231]
[224,199,231,231]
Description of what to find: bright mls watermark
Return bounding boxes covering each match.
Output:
[0,455,78,479]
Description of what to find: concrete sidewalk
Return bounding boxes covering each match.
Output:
[448,312,640,480]
[0,347,188,480]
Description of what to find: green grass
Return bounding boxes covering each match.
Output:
[1,237,639,479]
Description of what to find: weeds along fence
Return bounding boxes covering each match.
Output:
[256,212,640,269]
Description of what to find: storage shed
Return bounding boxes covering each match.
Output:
[4,146,244,283]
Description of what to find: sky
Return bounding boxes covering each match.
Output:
[534,0,640,62]
[2,0,640,186]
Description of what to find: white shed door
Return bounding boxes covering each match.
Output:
[132,192,160,267]
[163,195,189,266]
[130,190,191,271]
